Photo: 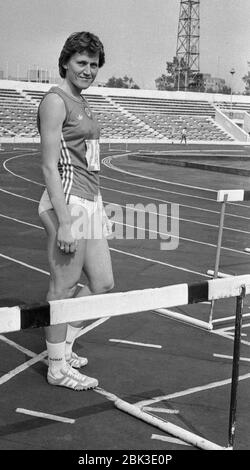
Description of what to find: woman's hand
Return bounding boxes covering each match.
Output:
[57,222,78,254]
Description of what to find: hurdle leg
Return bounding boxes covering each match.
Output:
[208,196,228,325]
[227,286,245,449]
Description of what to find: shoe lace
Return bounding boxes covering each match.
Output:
[67,365,89,383]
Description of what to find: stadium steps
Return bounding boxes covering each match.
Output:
[105,95,164,139]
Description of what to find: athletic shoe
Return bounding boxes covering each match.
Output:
[67,351,88,369]
[47,364,98,391]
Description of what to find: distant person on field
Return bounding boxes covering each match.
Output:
[170,127,174,144]
[180,126,187,144]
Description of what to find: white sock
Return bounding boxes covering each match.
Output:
[65,325,83,360]
[46,341,67,376]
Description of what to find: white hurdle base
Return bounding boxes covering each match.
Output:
[155,308,212,330]
[207,269,233,278]
[115,399,228,451]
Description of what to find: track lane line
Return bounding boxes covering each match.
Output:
[1,187,250,236]
[3,152,250,220]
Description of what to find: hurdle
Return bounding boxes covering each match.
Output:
[207,189,250,327]
[108,140,129,153]
[0,275,249,450]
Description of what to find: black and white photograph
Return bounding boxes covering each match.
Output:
[0,0,250,460]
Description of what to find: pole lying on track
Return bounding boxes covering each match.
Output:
[115,399,228,450]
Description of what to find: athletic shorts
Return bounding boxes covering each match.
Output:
[38,189,112,239]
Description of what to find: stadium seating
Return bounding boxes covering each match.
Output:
[0,84,244,141]
[0,88,38,137]
[214,101,250,114]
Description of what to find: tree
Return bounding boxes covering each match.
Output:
[206,84,231,94]
[155,56,189,91]
[188,73,205,92]
[242,72,250,95]
[221,85,231,95]
[105,75,140,89]
[155,74,173,91]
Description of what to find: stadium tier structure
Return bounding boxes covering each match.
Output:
[0,79,250,144]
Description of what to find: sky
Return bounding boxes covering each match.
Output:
[0,0,250,92]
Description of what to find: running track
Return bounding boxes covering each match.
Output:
[0,142,250,451]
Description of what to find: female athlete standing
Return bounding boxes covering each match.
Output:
[38,32,114,391]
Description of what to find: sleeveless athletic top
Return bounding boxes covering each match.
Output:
[37,86,100,202]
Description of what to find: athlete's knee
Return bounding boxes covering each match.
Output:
[47,282,78,301]
[90,276,114,294]
[103,278,114,293]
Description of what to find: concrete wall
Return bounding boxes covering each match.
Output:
[1,79,250,104]
[215,108,249,141]
[243,112,250,134]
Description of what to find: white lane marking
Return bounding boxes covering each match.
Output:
[0,252,85,286]
[0,351,48,385]
[0,149,36,155]
[143,406,179,414]
[102,155,216,192]
[0,212,42,229]
[3,185,249,237]
[109,247,210,277]
[101,184,250,221]
[2,185,250,257]
[77,318,110,337]
[5,185,243,277]
[0,252,50,276]
[103,154,250,210]
[102,172,250,210]
[0,335,48,363]
[101,175,218,203]
[109,339,162,349]
[3,153,43,186]
[16,408,75,424]
[213,329,250,346]
[134,371,250,408]
[212,313,250,324]
[102,198,250,236]
[0,223,211,278]
[2,183,250,241]
[109,217,249,255]
[0,188,39,203]
[151,433,191,446]
[213,354,250,363]
[216,323,250,333]
[3,152,250,221]
[13,148,37,151]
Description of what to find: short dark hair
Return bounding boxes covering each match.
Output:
[58,31,105,78]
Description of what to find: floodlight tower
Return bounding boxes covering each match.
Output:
[176,0,200,91]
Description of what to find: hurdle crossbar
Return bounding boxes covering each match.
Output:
[0,275,250,334]
[217,189,250,202]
